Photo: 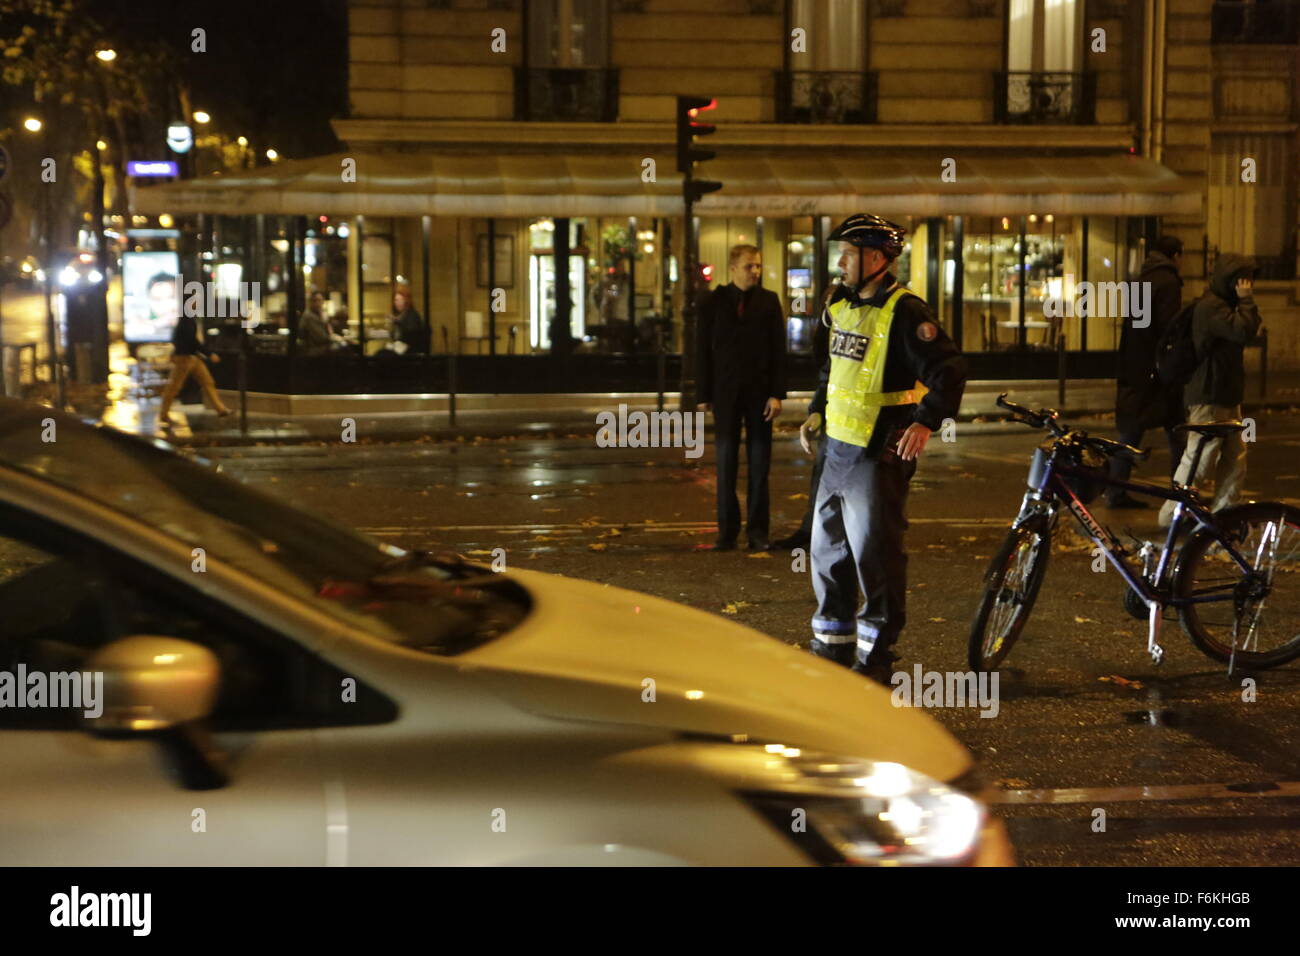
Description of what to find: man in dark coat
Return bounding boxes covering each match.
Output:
[697,244,787,551]
[1158,253,1262,526]
[1107,236,1187,507]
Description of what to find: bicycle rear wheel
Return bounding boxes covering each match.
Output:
[1174,501,1300,669]
[968,517,1052,671]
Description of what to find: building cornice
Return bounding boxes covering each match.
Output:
[332,118,1137,153]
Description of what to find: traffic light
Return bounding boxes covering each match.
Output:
[676,95,722,203]
[676,95,716,173]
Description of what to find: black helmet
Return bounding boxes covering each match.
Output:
[829,214,906,259]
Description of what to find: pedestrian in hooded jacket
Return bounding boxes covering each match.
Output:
[1106,236,1187,508]
[1158,253,1262,527]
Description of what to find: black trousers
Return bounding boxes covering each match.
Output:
[713,391,773,543]
[1108,385,1186,501]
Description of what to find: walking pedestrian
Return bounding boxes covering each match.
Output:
[158,309,231,425]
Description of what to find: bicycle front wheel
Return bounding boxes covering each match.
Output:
[1174,501,1300,669]
[968,517,1052,672]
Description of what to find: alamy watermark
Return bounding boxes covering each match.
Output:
[890,665,999,718]
[595,404,705,459]
[1043,277,1152,327]
[0,665,103,718]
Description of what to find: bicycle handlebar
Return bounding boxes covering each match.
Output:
[995,392,1148,462]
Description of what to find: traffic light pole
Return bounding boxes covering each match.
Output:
[679,192,697,412]
[675,94,720,413]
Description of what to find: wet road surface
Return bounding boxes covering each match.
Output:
[195,408,1300,865]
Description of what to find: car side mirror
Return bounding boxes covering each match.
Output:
[86,636,220,733]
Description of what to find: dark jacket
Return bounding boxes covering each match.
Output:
[169,313,209,358]
[392,307,428,354]
[1186,253,1261,407]
[810,275,967,458]
[1118,251,1182,387]
[1115,251,1184,431]
[697,283,786,404]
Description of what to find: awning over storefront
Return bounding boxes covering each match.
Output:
[131,150,1200,219]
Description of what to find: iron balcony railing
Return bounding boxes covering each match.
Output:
[993,71,1097,124]
[774,70,878,124]
[513,67,620,122]
[1212,1,1300,43]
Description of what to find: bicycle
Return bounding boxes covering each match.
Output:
[969,394,1300,675]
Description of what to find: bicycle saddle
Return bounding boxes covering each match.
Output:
[1174,421,1246,438]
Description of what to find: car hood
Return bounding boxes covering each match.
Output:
[465,568,972,782]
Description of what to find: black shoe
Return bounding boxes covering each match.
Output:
[809,640,855,668]
[712,537,737,551]
[1106,495,1149,510]
[852,651,899,687]
[773,532,810,550]
[747,537,771,552]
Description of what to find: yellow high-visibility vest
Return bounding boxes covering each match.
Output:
[824,285,925,448]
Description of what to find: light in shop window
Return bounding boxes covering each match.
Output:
[337,223,350,238]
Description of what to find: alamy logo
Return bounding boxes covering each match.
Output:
[50,886,151,936]
[175,271,262,326]
[1043,276,1151,327]
[0,665,102,718]
[595,404,705,459]
[890,666,999,718]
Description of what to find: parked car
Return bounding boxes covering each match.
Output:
[0,398,1012,866]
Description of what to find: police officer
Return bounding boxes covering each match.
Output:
[803,214,967,683]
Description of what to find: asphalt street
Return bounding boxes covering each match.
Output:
[192,407,1300,866]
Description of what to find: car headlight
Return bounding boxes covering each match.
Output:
[745,753,985,866]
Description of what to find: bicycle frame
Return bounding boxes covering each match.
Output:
[1016,443,1258,664]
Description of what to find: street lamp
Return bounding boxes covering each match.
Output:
[193,110,211,124]
[23,117,42,132]
[95,48,116,62]
[265,148,279,161]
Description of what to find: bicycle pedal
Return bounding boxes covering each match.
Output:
[1149,644,1165,665]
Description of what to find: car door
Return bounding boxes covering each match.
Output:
[0,502,393,866]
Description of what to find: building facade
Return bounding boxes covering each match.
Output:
[133,0,1299,397]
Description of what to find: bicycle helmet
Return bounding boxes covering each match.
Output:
[828,214,906,259]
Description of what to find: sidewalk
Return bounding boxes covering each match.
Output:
[97,371,1300,446]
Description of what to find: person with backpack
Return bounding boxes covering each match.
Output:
[1157,254,1261,527]
[1107,236,1187,508]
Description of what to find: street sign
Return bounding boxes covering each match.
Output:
[127,160,179,177]
[0,145,9,183]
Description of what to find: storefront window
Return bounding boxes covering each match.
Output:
[527,217,586,351]
[786,217,816,354]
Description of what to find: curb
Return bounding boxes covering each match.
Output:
[171,397,1300,447]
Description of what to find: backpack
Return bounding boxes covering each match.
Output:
[1154,301,1200,387]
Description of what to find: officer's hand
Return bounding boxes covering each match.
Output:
[799,412,822,455]
[763,397,782,422]
[896,423,932,461]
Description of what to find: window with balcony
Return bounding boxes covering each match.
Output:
[777,0,875,124]
[997,0,1095,124]
[517,0,617,121]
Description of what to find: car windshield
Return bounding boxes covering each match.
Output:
[0,409,529,655]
